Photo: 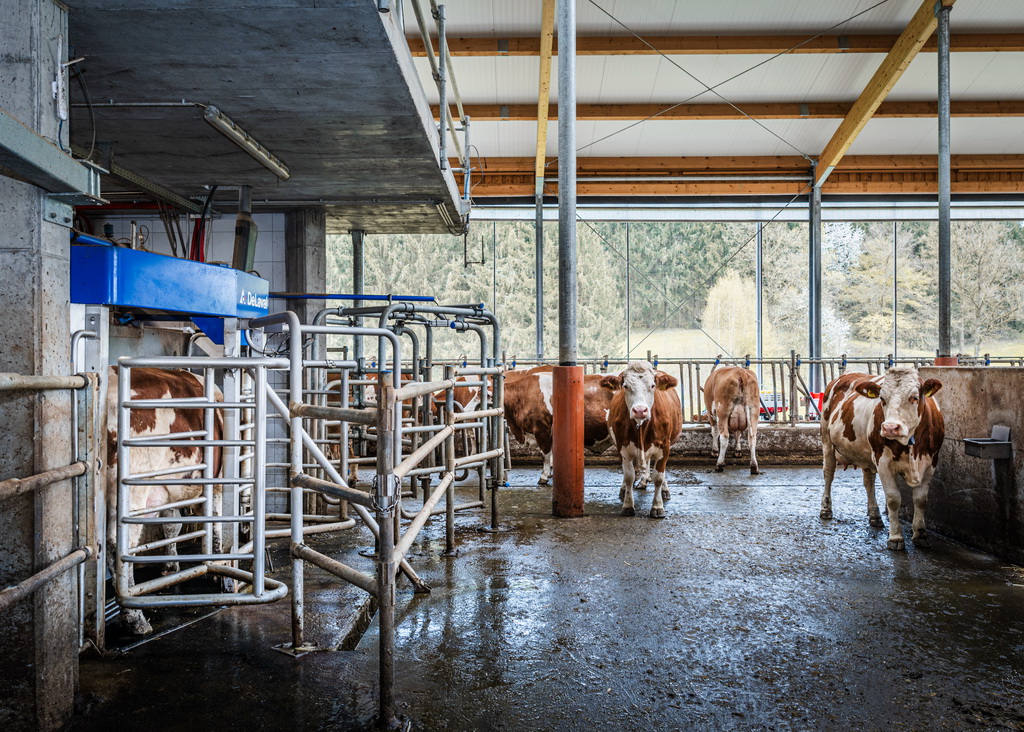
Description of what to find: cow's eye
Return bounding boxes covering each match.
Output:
[910,396,918,403]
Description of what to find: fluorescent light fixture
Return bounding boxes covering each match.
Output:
[203,105,290,180]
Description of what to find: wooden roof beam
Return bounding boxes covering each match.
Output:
[409,32,1022,57]
[533,0,556,197]
[431,100,1024,122]
[815,0,955,187]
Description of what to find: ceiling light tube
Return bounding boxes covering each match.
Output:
[203,105,290,180]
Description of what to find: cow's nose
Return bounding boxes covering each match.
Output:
[881,422,901,438]
[631,405,649,420]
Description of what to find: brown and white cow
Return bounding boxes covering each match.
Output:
[703,365,761,475]
[601,362,682,518]
[106,366,223,634]
[819,366,944,551]
[503,370,617,485]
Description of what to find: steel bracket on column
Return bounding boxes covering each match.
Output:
[0,105,106,207]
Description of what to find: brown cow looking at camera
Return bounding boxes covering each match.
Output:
[503,370,616,485]
[703,365,761,475]
[601,362,682,518]
[106,366,223,635]
[819,365,944,551]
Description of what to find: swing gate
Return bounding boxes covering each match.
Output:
[113,356,288,612]
[249,310,506,725]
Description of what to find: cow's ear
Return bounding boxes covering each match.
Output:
[920,379,942,398]
[655,371,678,390]
[855,382,880,399]
[600,374,622,391]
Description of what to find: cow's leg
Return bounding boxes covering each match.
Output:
[747,406,760,475]
[863,468,883,528]
[649,449,669,519]
[121,520,153,635]
[709,409,720,458]
[715,417,730,472]
[620,454,636,516]
[820,431,836,519]
[538,450,553,486]
[878,470,905,551]
[161,508,183,575]
[910,472,932,548]
[633,455,649,491]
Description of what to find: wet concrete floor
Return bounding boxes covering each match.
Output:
[74,465,1024,731]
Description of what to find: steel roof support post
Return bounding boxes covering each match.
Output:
[553,0,584,518]
[351,229,365,367]
[535,194,545,361]
[756,222,764,384]
[936,2,956,366]
[808,177,823,392]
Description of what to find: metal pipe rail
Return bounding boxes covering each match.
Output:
[0,364,96,624]
[0,547,92,612]
[113,356,286,612]
[0,461,87,503]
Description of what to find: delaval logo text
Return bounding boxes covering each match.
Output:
[239,289,269,310]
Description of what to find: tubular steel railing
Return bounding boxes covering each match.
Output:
[0,371,96,616]
[489,351,995,425]
[113,356,289,614]
[248,309,506,728]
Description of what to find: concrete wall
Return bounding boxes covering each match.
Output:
[0,2,77,729]
[509,424,824,465]
[919,366,1024,564]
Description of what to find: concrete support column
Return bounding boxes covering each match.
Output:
[285,208,327,325]
[0,1,78,729]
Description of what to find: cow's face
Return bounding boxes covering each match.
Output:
[855,366,942,443]
[610,361,677,426]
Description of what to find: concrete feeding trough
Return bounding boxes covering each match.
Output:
[963,425,1012,460]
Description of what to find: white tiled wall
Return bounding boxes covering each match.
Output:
[88,212,288,293]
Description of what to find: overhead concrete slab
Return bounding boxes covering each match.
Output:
[68,1,467,233]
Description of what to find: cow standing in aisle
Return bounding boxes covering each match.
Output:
[819,365,944,551]
[601,362,682,518]
[703,365,761,474]
[503,370,617,485]
[106,366,223,634]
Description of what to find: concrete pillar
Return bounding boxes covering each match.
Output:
[285,208,327,325]
[0,1,78,729]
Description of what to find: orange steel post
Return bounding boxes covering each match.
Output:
[551,365,585,517]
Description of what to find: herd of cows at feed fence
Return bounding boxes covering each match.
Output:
[108,359,943,633]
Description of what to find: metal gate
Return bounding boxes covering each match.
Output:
[113,356,287,614]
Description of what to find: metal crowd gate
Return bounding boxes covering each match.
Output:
[248,310,506,728]
[113,356,287,614]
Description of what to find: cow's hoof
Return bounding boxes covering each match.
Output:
[714,465,724,473]
[621,506,635,517]
[162,562,180,576]
[618,488,625,501]
[537,477,549,486]
[661,489,670,501]
[887,538,905,551]
[819,509,833,520]
[869,516,884,528]
[634,480,648,491]
[124,609,153,636]
[649,507,665,519]
[750,466,760,476]
[912,533,931,549]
